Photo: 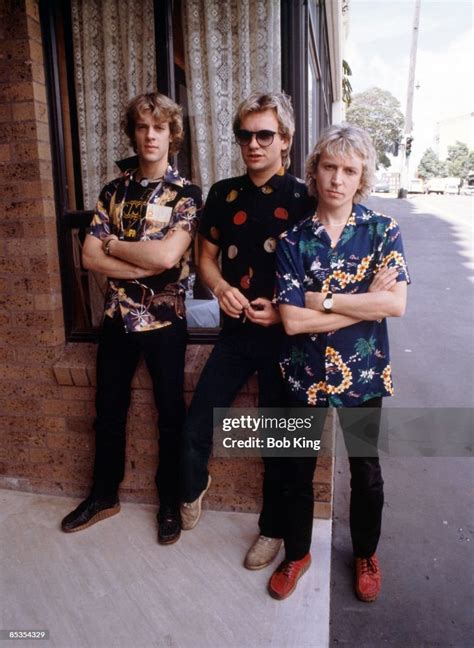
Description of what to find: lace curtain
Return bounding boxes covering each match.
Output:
[182,0,281,195]
[71,0,156,210]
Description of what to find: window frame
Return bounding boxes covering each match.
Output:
[40,0,220,343]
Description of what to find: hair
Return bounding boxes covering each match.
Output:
[122,92,184,155]
[232,92,295,169]
[305,123,377,203]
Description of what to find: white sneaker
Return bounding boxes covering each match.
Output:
[244,535,283,570]
[180,475,212,530]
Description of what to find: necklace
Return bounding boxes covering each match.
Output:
[137,176,164,187]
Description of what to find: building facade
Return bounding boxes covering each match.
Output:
[0,0,345,518]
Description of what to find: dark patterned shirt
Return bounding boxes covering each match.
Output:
[199,168,315,328]
[88,165,202,333]
[275,203,410,406]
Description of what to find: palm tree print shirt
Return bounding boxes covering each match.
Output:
[275,204,410,406]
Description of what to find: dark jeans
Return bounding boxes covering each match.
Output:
[92,312,187,506]
[259,397,383,560]
[180,322,286,502]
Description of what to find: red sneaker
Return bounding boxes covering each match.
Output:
[268,554,311,600]
[354,554,381,602]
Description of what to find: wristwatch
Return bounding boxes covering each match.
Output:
[322,291,334,313]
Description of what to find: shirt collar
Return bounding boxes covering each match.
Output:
[123,164,184,187]
[243,166,286,192]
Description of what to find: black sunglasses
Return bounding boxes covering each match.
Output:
[235,129,278,147]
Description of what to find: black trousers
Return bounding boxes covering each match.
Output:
[91,313,187,505]
[180,323,286,502]
[259,397,384,560]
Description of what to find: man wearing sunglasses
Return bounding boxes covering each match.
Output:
[180,92,315,567]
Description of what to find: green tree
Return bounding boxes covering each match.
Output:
[446,141,471,179]
[346,87,404,168]
[417,148,447,180]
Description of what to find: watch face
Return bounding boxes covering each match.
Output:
[323,298,331,309]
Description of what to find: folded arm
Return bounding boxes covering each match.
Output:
[103,228,192,272]
[82,234,155,279]
[280,304,360,336]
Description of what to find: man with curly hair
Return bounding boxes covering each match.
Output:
[271,123,409,601]
[61,93,202,545]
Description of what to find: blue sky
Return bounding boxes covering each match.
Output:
[346,0,473,167]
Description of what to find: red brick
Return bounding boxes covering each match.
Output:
[28,38,43,64]
[53,366,73,386]
[0,397,41,415]
[47,433,93,454]
[16,345,62,366]
[70,367,91,387]
[0,39,31,62]
[25,0,40,22]
[0,221,24,238]
[34,292,61,311]
[11,101,36,122]
[60,385,95,401]
[65,417,93,435]
[0,104,13,122]
[26,13,41,41]
[0,143,11,162]
[0,293,34,310]
[40,399,87,417]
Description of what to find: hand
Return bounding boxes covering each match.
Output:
[244,298,281,327]
[213,279,249,318]
[305,291,324,311]
[369,266,399,292]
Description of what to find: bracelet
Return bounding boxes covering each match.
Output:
[104,239,114,256]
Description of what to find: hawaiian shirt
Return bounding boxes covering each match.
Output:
[199,168,315,329]
[275,203,410,406]
[87,165,202,333]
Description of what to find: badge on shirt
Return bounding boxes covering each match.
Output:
[145,204,173,235]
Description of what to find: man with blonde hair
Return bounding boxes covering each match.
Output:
[180,93,315,566]
[61,92,202,545]
[270,123,409,601]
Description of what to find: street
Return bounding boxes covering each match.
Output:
[329,195,474,647]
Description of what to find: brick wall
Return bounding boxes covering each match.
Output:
[0,0,333,519]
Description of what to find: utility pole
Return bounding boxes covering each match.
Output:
[398,0,421,198]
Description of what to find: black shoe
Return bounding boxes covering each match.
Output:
[158,504,181,545]
[61,495,120,533]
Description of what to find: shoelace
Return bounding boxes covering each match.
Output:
[280,560,300,577]
[358,557,379,575]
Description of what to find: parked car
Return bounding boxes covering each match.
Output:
[374,181,390,193]
[408,179,425,194]
[426,177,461,195]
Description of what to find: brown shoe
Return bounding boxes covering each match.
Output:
[244,535,282,570]
[180,475,212,530]
[354,554,381,602]
[268,553,311,600]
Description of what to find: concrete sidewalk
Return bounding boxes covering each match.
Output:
[0,489,332,648]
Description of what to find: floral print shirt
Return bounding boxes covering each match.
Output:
[87,165,202,333]
[199,168,315,329]
[275,203,410,406]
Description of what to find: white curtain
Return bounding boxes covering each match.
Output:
[71,0,156,210]
[182,0,281,195]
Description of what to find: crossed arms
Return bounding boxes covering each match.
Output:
[280,267,407,336]
[82,229,192,279]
